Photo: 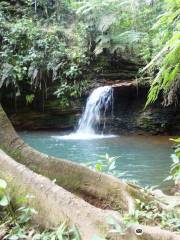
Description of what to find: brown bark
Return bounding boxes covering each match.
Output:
[0,150,179,240]
[0,104,179,211]
[0,104,180,240]
[0,148,119,239]
[0,104,137,212]
[123,224,180,240]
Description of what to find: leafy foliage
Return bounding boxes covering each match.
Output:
[84,153,121,176]
[0,0,179,107]
[0,179,80,240]
[32,224,81,240]
[0,0,89,108]
[144,0,180,106]
[54,79,89,107]
[164,138,180,184]
[0,179,37,223]
[123,198,180,232]
[89,148,180,239]
[0,179,9,207]
[77,0,162,61]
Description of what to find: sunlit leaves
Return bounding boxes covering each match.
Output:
[0,1,89,107]
[164,138,180,183]
[31,222,81,240]
[78,0,162,60]
[0,178,10,207]
[0,179,7,189]
[144,0,180,106]
[85,153,120,176]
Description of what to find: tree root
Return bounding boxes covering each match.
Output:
[123,224,180,240]
[0,104,180,239]
[0,149,121,239]
[1,149,180,240]
[0,104,139,212]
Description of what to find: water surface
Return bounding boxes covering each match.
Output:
[19,131,172,188]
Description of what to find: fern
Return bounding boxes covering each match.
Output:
[77,0,155,58]
[143,0,180,106]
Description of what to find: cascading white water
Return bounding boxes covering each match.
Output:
[53,86,115,140]
[76,86,113,135]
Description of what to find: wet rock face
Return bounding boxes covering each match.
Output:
[136,108,180,134]
[111,84,180,135]
[3,82,180,135]
[3,96,83,131]
[8,111,80,131]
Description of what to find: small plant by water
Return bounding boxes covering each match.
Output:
[0,179,80,240]
[88,149,180,239]
[86,153,120,176]
[163,138,180,197]
[166,138,180,185]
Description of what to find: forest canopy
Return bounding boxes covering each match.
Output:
[0,2,180,239]
[0,0,179,108]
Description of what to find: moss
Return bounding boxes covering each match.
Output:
[44,170,83,193]
[0,143,21,160]
[0,143,28,167]
[0,171,67,229]
[138,117,154,129]
[0,143,84,193]
[45,99,62,108]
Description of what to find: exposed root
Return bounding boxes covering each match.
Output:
[0,104,137,213]
[0,104,180,240]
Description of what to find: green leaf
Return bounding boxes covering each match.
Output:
[95,163,103,171]
[170,138,180,143]
[0,179,7,189]
[71,225,81,240]
[108,161,115,171]
[164,176,172,181]
[56,222,66,240]
[171,154,179,164]
[0,195,9,206]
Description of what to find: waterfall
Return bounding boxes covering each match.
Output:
[76,86,113,135]
[55,86,115,140]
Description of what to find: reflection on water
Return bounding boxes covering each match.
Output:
[19,131,173,189]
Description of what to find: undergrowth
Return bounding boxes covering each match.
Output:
[0,179,80,240]
[1,138,180,239]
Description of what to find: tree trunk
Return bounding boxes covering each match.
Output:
[0,104,179,240]
[0,149,179,240]
[0,148,119,239]
[0,104,179,211]
[0,104,138,212]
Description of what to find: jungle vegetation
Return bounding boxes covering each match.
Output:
[0,1,180,239]
[0,0,179,109]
